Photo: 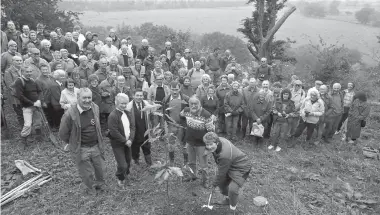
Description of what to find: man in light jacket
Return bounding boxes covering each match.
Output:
[59,88,105,194]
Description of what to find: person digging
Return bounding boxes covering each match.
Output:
[203,132,252,212]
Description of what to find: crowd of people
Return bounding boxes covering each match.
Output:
[1,21,372,212]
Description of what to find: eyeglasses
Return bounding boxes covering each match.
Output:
[295,84,300,87]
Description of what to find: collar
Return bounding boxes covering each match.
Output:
[170,94,181,100]
[208,96,213,100]
[77,104,91,114]
[232,90,239,95]
[213,140,223,155]
[116,108,126,113]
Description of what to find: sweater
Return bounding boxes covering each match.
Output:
[180,107,214,146]
[80,109,99,147]
[108,109,136,148]
[200,95,219,115]
[14,77,43,108]
[212,137,251,187]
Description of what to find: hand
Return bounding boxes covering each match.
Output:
[225,113,231,117]
[278,113,283,117]
[126,140,132,147]
[42,102,48,108]
[101,92,109,97]
[33,100,41,107]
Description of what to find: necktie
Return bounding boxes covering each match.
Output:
[138,103,142,111]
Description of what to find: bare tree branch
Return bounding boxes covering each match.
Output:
[247,45,260,61]
[264,6,296,44]
[257,0,265,42]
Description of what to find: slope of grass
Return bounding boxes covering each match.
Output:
[1,103,380,215]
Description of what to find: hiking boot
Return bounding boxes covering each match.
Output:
[275,146,281,152]
[183,153,188,166]
[133,159,140,165]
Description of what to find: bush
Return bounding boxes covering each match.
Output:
[301,2,327,18]
[328,0,341,15]
[355,7,376,24]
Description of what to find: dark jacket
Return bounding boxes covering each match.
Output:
[200,95,219,116]
[108,109,136,148]
[160,48,176,65]
[90,85,102,107]
[137,46,149,62]
[162,93,190,127]
[224,90,244,115]
[45,81,64,108]
[59,103,104,163]
[212,137,251,187]
[63,40,80,56]
[14,77,43,108]
[250,94,271,122]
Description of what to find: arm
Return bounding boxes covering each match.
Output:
[60,92,70,110]
[223,94,233,113]
[15,79,34,106]
[311,100,325,117]
[205,115,215,132]
[1,54,6,71]
[213,158,232,187]
[195,87,201,98]
[108,112,127,143]
[59,111,72,143]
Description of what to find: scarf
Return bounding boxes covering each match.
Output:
[120,110,130,140]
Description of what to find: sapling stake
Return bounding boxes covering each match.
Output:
[1,174,43,202]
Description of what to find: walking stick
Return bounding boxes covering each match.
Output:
[1,104,10,139]
[38,107,63,150]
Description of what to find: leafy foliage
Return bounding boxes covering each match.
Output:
[300,2,327,18]
[328,0,341,15]
[1,0,81,32]
[355,7,376,24]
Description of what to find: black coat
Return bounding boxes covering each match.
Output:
[108,109,136,148]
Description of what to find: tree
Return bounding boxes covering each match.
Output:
[329,0,341,15]
[355,7,376,24]
[1,0,81,32]
[301,2,327,18]
[237,0,297,63]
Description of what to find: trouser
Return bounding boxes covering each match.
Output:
[76,145,105,189]
[271,121,289,147]
[112,146,132,181]
[316,117,327,141]
[43,105,53,128]
[51,105,64,129]
[209,69,221,86]
[237,113,242,130]
[337,107,350,131]
[131,140,151,161]
[263,114,273,138]
[168,124,186,152]
[100,113,110,131]
[323,114,342,139]
[226,115,239,137]
[241,115,253,137]
[186,143,207,176]
[287,116,299,136]
[219,170,250,207]
[21,106,42,137]
[217,113,226,133]
[13,104,24,127]
[293,119,317,141]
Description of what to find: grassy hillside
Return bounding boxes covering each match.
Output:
[80,6,379,66]
[1,102,380,215]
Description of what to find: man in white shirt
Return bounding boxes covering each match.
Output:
[101,37,119,62]
[92,33,104,53]
[73,25,85,51]
[180,48,194,70]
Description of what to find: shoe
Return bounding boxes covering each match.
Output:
[216,198,230,205]
[144,154,152,166]
[134,159,140,165]
[348,140,354,144]
[275,146,281,152]
[117,179,124,188]
[335,130,340,135]
[268,145,274,150]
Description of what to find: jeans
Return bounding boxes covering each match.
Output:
[323,114,342,139]
[271,121,289,147]
[337,107,350,131]
[217,113,226,133]
[186,143,207,176]
[294,119,317,141]
[218,170,250,207]
[21,106,42,137]
[76,145,105,189]
[131,140,151,161]
[241,115,253,137]
[287,116,299,136]
[112,146,132,181]
[168,124,186,153]
[226,115,239,137]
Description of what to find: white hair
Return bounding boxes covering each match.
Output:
[78,55,88,62]
[115,93,129,105]
[142,39,148,44]
[194,61,201,66]
[53,69,66,79]
[117,75,125,82]
[105,37,112,42]
[202,74,211,82]
[227,74,235,79]
[40,39,51,47]
[261,58,267,62]
[50,31,57,37]
[165,41,171,45]
[109,56,118,62]
[262,80,270,86]
[333,83,341,89]
[249,77,256,82]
